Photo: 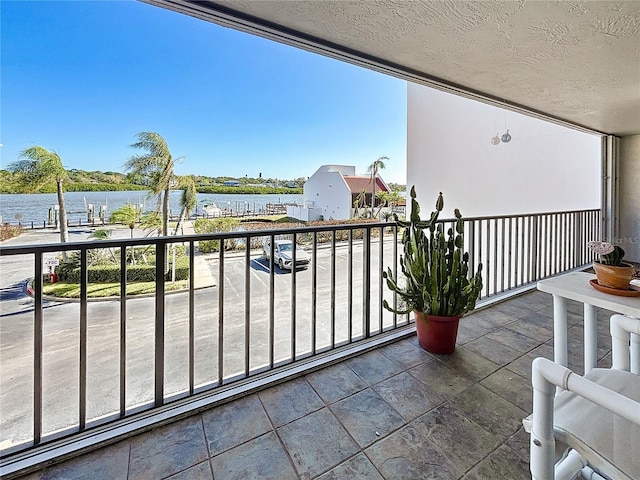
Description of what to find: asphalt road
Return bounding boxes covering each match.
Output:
[0,228,403,451]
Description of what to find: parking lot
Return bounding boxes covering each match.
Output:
[0,230,403,451]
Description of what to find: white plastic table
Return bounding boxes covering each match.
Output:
[537,272,640,374]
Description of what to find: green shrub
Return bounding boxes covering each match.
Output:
[194,217,241,253]
[307,219,381,243]
[171,255,190,281]
[57,252,190,282]
[56,253,81,281]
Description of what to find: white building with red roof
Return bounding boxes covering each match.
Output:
[289,165,390,221]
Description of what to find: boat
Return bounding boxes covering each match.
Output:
[201,201,222,217]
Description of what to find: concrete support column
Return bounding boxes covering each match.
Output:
[618,135,640,262]
[601,135,619,245]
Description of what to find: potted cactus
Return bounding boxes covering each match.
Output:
[383,187,483,354]
[588,241,634,290]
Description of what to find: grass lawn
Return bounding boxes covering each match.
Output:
[42,280,188,298]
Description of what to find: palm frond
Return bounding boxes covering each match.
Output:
[179,177,198,212]
[126,132,179,238]
[8,146,67,191]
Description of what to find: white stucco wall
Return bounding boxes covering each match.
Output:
[311,165,356,176]
[303,167,352,220]
[286,206,324,221]
[407,84,601,218]
[619,135,640,262]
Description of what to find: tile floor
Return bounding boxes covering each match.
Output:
[14,290,616,480]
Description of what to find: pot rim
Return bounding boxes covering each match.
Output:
[592,261,634,269]
[414,310,463,321]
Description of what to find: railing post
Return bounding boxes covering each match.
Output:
[188,240,195,395]
[500,218,506,292]
[485,220,490,297]
[493,218,498,295]
[515,217,521,287]
[291,233,297,361]
[218,241,225,384]
[575,212,586,266]
[311,232,317,354]
[33,252,43,445]
[363,227,371,338]
[378,226,384,333]
[154,241,165,407]
[347,229,353,339]
[330,230,336,348]
[571,212,578,268]
[120,245,127,416]
[79,248,88,430]
[562,213,568,271]
[543,215,549,277]
[245,235,251,375]
[507,218,512,290]
[391,224,398,327]
[531,215,539,281]
[468,220,475,278]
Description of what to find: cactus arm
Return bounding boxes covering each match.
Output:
[383,187,483,317]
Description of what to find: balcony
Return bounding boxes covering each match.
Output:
[0,210,601,478]
[5,291,618,480]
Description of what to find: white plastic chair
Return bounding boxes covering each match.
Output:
[610,314,640,375]
[529,314,640,480]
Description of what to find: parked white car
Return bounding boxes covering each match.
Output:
[262,239,311,270]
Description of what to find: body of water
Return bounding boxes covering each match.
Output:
[0,191,303,225]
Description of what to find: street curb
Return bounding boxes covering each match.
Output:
[25,278,215,303]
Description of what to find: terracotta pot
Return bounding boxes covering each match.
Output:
[592,262,634,290]
[414,310,462,355]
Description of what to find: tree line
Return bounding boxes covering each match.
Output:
[0,168,308,194]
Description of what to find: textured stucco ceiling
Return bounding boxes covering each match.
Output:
[146,0,640,136]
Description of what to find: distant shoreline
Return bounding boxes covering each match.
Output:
[0,183,147,194]
[196,186,302,195]
[0,184,303,195]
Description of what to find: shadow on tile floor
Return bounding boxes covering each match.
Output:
[15,290,615,480]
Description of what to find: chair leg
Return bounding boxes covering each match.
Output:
[555,450,586,480]
[631,332,640,375]
[531,354,640,480]
[610,314,640,372]
[531,358,558,480]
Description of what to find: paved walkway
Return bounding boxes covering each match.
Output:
[10,290,617,480]
[181,221,216,289]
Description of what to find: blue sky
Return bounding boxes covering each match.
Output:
[1,1,407,183]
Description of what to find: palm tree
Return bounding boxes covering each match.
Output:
[140,212,162,237]
[110,204,141,238]
[88,228,118,263]
[375,189,403,218]
[89,228,112,240]
[368,156,388,217]
[125,132,182,237]
[8,146,70,243]
[174,175,197,235]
